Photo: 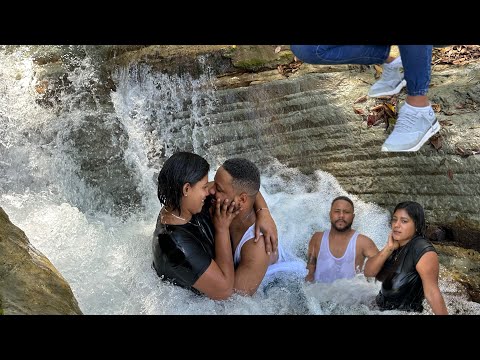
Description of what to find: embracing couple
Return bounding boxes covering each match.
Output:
[152,152,306,300]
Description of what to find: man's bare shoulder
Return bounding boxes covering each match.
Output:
[356,233,379,255]
[309,231,324,244]
[357,233,374,242]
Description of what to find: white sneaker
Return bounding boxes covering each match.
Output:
[368,58,407,97]
[381,103,440,152]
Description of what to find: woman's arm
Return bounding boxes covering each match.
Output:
[364,232,397,278]
[253,191,278,254]
[416,251,448,315]
[193,199,238,300]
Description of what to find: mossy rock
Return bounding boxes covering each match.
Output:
[230,45,294,72]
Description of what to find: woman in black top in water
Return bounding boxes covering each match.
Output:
[152,152,278,300]
[364,201,448,314]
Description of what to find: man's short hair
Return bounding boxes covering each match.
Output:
[331,196,354,212]
[222,158,260,197]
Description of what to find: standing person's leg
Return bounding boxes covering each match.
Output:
[290,45,390,65]
[292,45,407,97]
[368,54,407,97]
[399,45,432,106]
[382,45,439,152]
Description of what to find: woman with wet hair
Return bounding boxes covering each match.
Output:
[152,151,278,300]
[364,201,448,314]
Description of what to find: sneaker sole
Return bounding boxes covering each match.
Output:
[368,80,407,97]
[381,120,441,152]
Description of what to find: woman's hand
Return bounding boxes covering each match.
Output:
[212,198,238,231]
[386,231,400,252]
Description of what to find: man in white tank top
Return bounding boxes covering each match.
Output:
[305,196,379,283]
[214,158,306,296]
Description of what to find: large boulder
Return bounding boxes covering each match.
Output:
[0,207,82,314]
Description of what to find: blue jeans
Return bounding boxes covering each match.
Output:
[290,45,433,96]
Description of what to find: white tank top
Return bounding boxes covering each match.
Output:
[234,224,306,284]
[313,230,359,283]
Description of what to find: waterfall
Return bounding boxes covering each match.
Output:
[1,45,478,315]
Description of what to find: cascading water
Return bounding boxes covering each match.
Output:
[1,45,479,314]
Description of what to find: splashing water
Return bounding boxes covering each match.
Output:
[1,46,479,315]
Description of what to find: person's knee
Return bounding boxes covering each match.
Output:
[290,45,318,63]
[290,45,305,60]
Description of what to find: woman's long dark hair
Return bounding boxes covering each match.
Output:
[393,201,426,237]
[157,152,209,212]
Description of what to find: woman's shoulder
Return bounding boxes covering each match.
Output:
[411,235,436,260]
[412,235,434,248]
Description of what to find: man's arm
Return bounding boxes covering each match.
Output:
[357,235,379,272]
[233,236,271,296]
[305,232,321,282]
[253,191,278,254]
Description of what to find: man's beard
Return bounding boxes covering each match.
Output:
[331,220,352,232]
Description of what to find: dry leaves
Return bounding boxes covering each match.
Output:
[353,96,399,129]
[432,45,480,66]
[455,146,480,157]
[429,134,443,150]
[374,65,383,79]
[431,103,441,112]
[278,59,303,77]
[354,95,368,104]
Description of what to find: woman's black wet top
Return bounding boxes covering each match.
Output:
[375,235,436,312]
[152,199,215,294]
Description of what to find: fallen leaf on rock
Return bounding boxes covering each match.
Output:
[384,103,396,118]
[354,95,368,104]
[274,46,282,54]
[455,146,466,156]
[447,169,453,180]
[385,103,396,113]
[430,134,443,150]
[353,107,365,115]
[374,65,383,79]
[367,113,379,127]
[370,104,385,112]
